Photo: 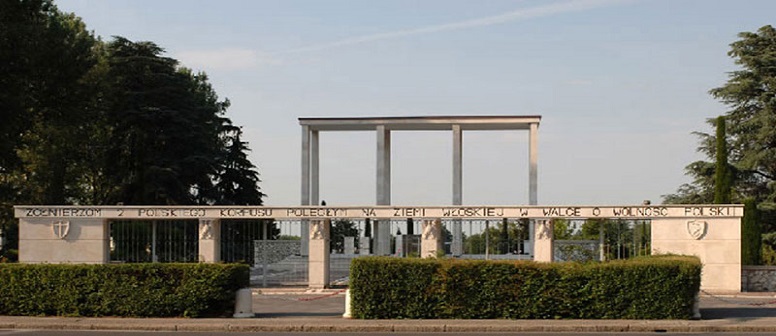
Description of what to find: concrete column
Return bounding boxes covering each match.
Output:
[308,219,331,289]
[310,130,320,206]
[528,123,539,259]
[300,126,310,256]
[376,125,391,204]
[529,122,538,205]
[452,125,463,256]
[452,124,463,204]
[533,219,553,263]
[421,219,443,258]
[198,218,221,263]
[376,125,392,255]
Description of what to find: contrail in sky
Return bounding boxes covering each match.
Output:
[279,0,631,54]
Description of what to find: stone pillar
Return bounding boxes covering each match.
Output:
[529,122,538,205]
[376,125,392,255]
[198,218,221,263]
[421,219,443,258]
[310,130,320,205]
[528,123,539,258]
[300,126,311,256]
[19,218,110,264]
[308,219,331,289]
[533,219,553,263]
[376,221,391,255]
[452,124,463,256]
[652,217,741,292]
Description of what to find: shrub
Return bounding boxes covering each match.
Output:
[350,255,700,319]
[0,263,249,317]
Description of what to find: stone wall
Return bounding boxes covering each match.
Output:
[742,266,776,292]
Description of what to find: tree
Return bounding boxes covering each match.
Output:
[0,3,267,261]
[742,198,762,265]
[500,218,509,253]
[714,116,732,204]
[330,219,359,253]
[665,25,776,233]
[213,126,266,205]
[1,0,101,260]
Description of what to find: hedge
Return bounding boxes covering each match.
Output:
[350,255,701,319]
[0,263,249,317]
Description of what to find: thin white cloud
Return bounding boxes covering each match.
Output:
[280,0,631,54]
[176,48,281,71]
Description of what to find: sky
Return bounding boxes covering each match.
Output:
[56,0,776,207]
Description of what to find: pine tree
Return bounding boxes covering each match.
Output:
[214,127,265,205]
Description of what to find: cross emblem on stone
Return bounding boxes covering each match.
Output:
[52,220,70,239]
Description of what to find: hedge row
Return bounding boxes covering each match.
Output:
[350,255,701,319]
[0,263,249,317]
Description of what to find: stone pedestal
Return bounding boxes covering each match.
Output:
[198,218,221,263]
[421,219,443,258]
[308,219,331,289]
[533,219,554,263]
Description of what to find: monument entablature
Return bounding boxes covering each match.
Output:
[15,204,743,220]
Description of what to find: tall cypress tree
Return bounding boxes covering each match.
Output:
[500,218,509,254]
[741,198,762,265]
[713,116,732,204]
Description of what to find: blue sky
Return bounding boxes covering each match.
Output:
[56,0,776,206]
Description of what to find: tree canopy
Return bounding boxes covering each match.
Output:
[664,25,776,232]
[0,0,265,260]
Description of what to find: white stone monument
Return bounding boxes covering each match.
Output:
[421,219,444,258]
[344,236,355,255]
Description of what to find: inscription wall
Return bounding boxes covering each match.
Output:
[16,205,743,220]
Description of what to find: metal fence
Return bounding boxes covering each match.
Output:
[108,217,651,286]
[109,219,198,263]
[554,240,600,262]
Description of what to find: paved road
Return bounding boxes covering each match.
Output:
[254,291,776,320]
[0,291,774,333]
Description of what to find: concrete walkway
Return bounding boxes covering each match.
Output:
[0,291,775,333]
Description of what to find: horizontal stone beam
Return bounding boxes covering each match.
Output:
[15,205,743,220]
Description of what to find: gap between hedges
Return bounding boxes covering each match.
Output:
[349,255,701,319]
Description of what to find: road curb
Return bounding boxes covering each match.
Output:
[3,319,776,333]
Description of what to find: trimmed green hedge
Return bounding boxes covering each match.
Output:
[0,263,249,317]
[350,255,701,319]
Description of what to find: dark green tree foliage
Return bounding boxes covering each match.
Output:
[500,218,509,254]
[214,127,265,205]
[1,0,100,260]
[665,25,776,232]
[714,116,732,204]
[741,198,762,265]
[0,2,266,260]
[102,38,225,205]
[331,219,359,253]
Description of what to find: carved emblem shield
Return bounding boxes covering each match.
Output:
[686,220,707,240]
[52,220,70,239]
